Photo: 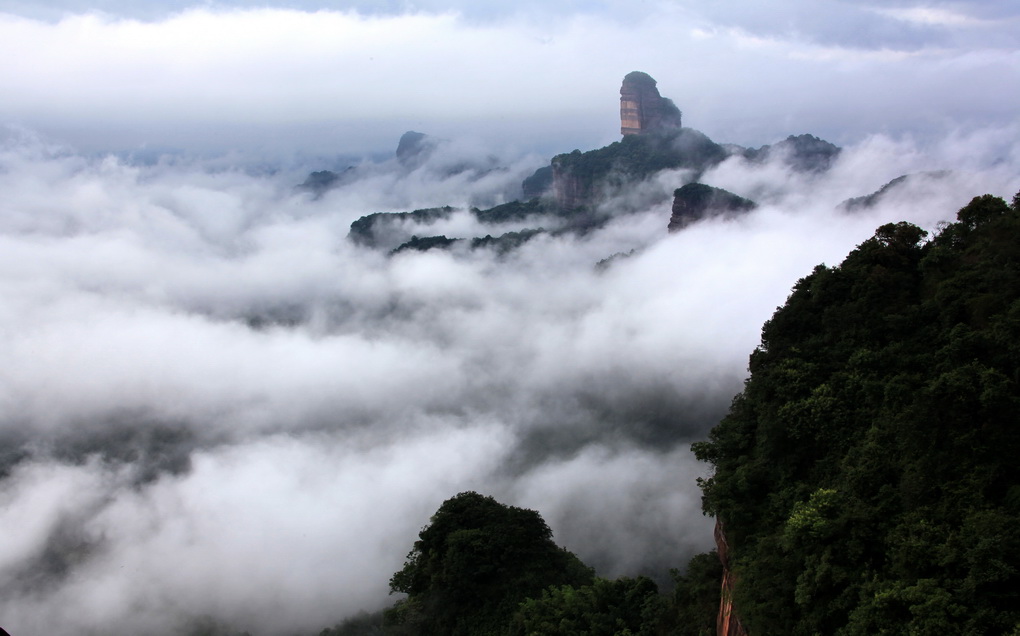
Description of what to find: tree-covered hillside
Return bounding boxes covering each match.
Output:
[694,192,1020,634]
[318,492,721,636]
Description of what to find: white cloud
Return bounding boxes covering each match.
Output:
[0,126,1016,632]
[0,2,1017,154]
[0,2,1018,633]
[873,5,987,27]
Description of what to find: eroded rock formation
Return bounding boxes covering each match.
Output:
[551,154,594,210]
[620,71,682,136]
[715,520,748,636]
[669,183,757,232]
[396,130,438,168]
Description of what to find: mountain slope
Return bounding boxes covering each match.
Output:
[694,193,1020,634]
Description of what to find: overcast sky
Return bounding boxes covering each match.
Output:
[1,0,1018,157]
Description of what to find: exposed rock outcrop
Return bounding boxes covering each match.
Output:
[549,128,728,210]
[668,183,757,232]
[715,520,748,636]
[620,71,682,136]
[550,155,594,210]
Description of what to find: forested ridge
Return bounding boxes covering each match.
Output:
[316,491,720,636]
[694,191,1020,634]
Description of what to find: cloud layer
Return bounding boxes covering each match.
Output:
[0,1,1018,155]
[0,116,1017,634]
[1,1,1019,633]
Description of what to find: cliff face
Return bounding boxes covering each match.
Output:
[522,165,553,200]
[715,520,748,636]
[548,128,728,210]
[551,155,594,210]
[620,71,682,136]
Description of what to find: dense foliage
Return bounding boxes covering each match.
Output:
[386,492,595,636]
[348,207,456,246]
[693,192,1020,634]
[472,198,554,224]
[669,183,756,231]
[342,492,723,636]
[390,234,461,254]
[551,129,726,196]
[742,134,841,173]
[514,576,663,636]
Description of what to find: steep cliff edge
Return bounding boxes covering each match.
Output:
[715,520,748,636]
[549,127,728,209]
[620,70,683,136]
[693,194,1020,634]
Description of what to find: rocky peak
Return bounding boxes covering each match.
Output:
[620,71,682,136]
[396,130,437,168]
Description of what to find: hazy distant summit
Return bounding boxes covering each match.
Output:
[620,71,683,136]
[395,130,438,168]
[339,71,854,255]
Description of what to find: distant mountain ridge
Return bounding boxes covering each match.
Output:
[302,72,847,257]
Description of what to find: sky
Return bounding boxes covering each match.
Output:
[0,2,1019,636]
[0,0,1018,156]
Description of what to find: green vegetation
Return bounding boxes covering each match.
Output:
[552,129,726,198]
[515,576,662,636]
[347,127,742,252]
[472,198,553,224]
[348,207,456,247]
[390,234,461,254]
[672,184,755,212]
[693,192,1020,634]
[303,492,720,636]
[471,229,545,254]
[669,183,756,230]
[386,492,594,636]
[742,134,841,172]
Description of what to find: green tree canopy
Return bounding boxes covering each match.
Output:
[693,191,1020,634]
[514,576,662,636]
[387,491,593,636]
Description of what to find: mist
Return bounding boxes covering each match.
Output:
[2,2,1018,156]
[0,113,1017,635]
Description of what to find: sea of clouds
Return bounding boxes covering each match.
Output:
[0,122,1017,634]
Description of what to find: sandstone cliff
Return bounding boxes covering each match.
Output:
[620,71,682,136]
[715,520,748,636]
